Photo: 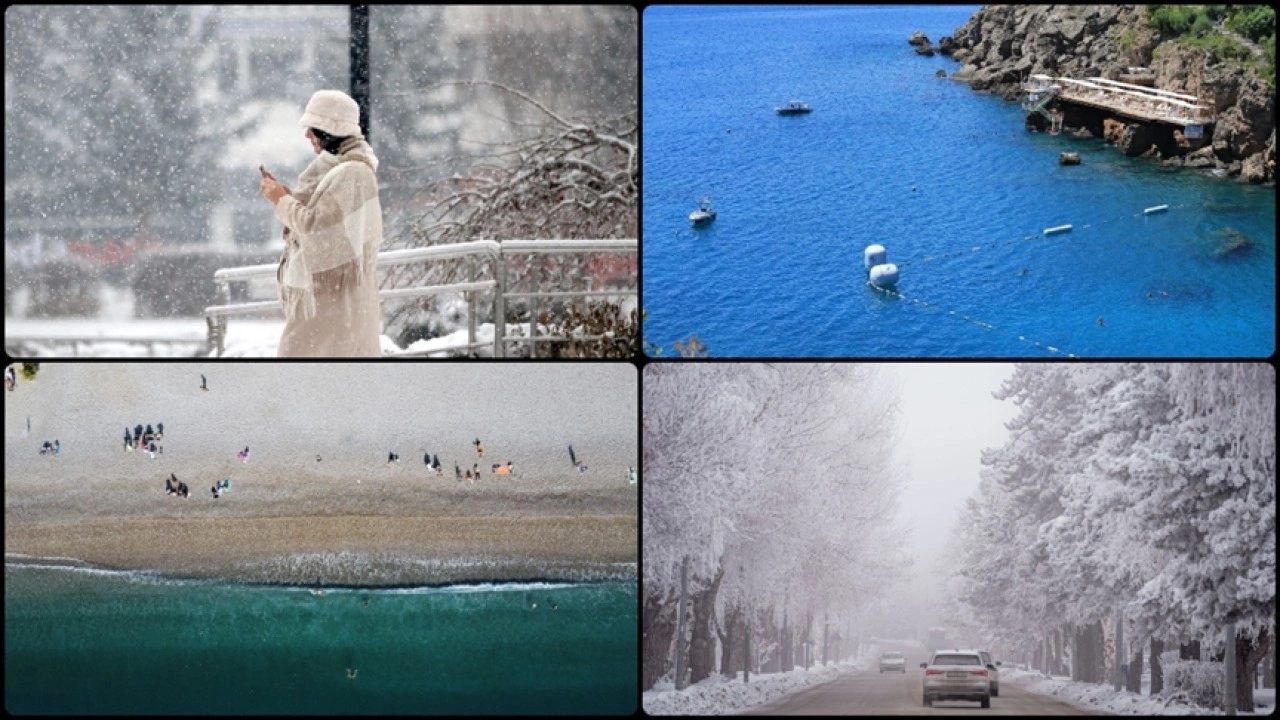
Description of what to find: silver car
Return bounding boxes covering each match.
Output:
[976,649,1001,696]
[879,651,906,673]
[920,650,991,708]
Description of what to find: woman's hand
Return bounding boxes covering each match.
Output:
[260,176,291,205]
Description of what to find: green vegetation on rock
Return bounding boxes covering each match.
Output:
[1146,5,1275,90]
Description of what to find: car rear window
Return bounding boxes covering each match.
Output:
[883,652,902,658]
[933,654,981,666]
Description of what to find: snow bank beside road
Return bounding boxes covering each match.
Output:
[643,648,879,716]
[1002,666,1275,716]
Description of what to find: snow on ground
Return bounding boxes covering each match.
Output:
[642,645,880,716]
[4,318,557,357]
[1001,666,1276,716]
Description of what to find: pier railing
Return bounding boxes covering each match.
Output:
[1024,73,1215,127]
[203,238,637,357]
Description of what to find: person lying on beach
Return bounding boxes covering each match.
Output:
[39,441,53,456]
[238,446,250,463]
[493,462,514,476]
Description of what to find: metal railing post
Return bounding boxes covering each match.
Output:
[529,255,540,359]
[494,244,507,358]
[466,255,478,356]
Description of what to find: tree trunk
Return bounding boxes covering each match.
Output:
[1127,645,1143,693]
[688,569,723,685]
[1091,621,1108,683]
[781,616,792,672]
[1235,626,1271,713]
[719,604,740,680]
[1265,640,1275,689]
[642,588,676,690]
[1150,638,1164,695]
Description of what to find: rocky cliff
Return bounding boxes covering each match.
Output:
[936,5,1275,183]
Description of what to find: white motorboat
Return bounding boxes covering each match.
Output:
[690,197,717,226]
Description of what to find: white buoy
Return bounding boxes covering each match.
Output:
[1143,205,1169,215]
[1043,224,1073,236]
[863,245,887,271]
[869,263,900,288]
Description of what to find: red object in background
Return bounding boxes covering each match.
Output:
[68,239,136,267]
[587,254,637,290]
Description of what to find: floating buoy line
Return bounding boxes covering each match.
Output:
[892,203,1190,270]
[865,280,1078,357]
[860,203,1190,356]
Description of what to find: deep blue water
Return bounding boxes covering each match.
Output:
[642,5,1276,357]
[4,565,637,715]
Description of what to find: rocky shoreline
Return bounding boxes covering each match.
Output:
[912,5,1275,183]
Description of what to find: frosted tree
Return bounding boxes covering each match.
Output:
[643,364,908,689]
[1131,364,1275,711]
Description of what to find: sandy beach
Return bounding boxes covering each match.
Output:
[4,363,637,585]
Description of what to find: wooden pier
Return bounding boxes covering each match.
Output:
[1022,73,1214,134]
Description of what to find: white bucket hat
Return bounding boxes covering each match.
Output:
[298,90,361,137]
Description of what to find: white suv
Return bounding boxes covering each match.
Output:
[920,650,991,708]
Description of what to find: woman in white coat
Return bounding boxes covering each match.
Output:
[259,90,384,357]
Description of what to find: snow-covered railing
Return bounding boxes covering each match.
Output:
[203,238,636,357]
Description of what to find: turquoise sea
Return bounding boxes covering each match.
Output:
[4,564,637,715]
[642,5,1276,357]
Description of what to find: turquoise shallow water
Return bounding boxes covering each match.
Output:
[642,5,1276,358]
[4,564,637,715]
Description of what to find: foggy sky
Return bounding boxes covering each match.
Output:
[889,363,1018,612]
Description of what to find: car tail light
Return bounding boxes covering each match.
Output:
[970,669,989,677]
[924,669,945,676]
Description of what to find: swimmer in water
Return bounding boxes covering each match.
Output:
[1096,316,1105,327]
[346,668,358,679]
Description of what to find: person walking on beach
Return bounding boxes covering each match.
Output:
[387,451,399,464]
[455,463,462,482]
[134,424,143,445]
[156,423,164,439]
[259,89,385,358]
[124,427,134,452]
[54,440,61,457]
[200,374,208,391]
[239,446,250,463]
[433,455,442,476]
[5,365,15,391]
[473,438,484,459]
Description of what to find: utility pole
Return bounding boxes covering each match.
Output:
[675,556,689,691]
[349,5,370,140]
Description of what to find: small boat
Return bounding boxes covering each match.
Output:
[689,197,716,226]
[775,100,812,115]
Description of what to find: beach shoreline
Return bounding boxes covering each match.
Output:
[5,513,637,586]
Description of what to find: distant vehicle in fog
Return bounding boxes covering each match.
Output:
[879,651,906,673]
